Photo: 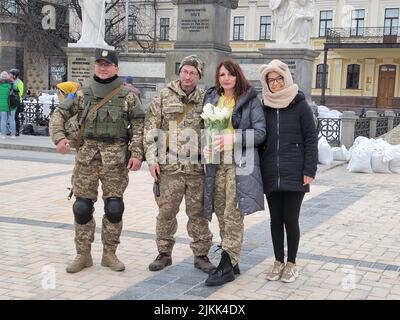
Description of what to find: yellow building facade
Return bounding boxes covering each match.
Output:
[150,0,400,108]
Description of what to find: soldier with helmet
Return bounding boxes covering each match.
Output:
[144,55,215,274]
[49,49,144,273]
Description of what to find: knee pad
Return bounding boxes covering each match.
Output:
[73,197,94,225]
[104,197,124,223]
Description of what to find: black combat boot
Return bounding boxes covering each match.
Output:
[233,264,240,275]
[205,251,235,286]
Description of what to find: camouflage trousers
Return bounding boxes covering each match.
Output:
[155,172,213,256]
[214,164,244,267]
[73,158,129,202]
[72,158,128,253]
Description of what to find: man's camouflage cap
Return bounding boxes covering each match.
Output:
[178,55,204,78]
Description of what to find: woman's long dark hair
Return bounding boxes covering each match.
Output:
[215,59,250,99]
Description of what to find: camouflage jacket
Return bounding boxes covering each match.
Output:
[144,79,204,175]
[49,78,144,165]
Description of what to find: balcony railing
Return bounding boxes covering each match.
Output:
[326,27,399,44]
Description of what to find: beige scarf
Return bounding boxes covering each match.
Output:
[259,59,298,109]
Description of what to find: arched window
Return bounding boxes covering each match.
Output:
[346,64,360,89]
[316,64,329,88]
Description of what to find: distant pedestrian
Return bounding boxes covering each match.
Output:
[0,71,16,139]
[123,76,142,102]
[259,59,318,283]
[55,81,81,102]
[9,69,24,136]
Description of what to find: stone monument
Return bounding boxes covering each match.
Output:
[165,0,238,86]
[65,0,114,87]
[261,0,318,104]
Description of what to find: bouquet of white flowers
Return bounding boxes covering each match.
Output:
[200,103,231,163]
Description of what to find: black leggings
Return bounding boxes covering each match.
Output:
[266,191,305,264]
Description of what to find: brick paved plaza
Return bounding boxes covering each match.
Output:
[0,136,399,300]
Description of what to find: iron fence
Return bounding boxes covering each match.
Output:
[19,98,58,135]
[394,117,400,127]
[376,117,389,137]
[354,118,370,140]
[317,118,341,146]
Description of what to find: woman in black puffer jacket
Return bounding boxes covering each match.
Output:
[259,59,318,283]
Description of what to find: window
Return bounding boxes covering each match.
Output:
[259,16,271,40]
[128,17,136,41]
[346,64,360,89]
[384,8,399,36]
[319,10,333,37]
[350,9,365,36]
[316,64,329,88]
[233,16,244,40]
[160,18,170,41]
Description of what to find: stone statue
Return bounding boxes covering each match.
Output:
[271,0,314,46]
[75,0,111,48]
[270,0,289,44]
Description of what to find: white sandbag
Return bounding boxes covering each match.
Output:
[318,137,333,165]
[351,136,371,148]
[332,145,350,161]
[371,151,391,173]
[347,145,372,173]
[389,146,400,174]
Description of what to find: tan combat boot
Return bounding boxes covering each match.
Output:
[101,216,125,271]
[149,253,172,271]
[66,219,95,273]
[194,255,216,274]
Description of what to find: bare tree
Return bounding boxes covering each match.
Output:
[0,0,162,54]
[69,0,160,52]
[0,0,70,58]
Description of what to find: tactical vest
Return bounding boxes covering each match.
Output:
[82,87,130,141]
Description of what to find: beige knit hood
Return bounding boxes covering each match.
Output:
[259,59,298,109]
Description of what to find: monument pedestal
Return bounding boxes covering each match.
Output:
[166,0,238,86]
[68,42,114,51]
[259,48,319,104]
[64,47,98,88]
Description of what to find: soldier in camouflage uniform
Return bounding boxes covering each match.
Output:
[144,55,215,274]
[49,49,144,273]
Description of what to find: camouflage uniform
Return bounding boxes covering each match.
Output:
[50,77,144,272]
[144,79,213,256]
[213,163,243,267]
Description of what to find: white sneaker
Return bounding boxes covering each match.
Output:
[265,261,285,281]
[280,262,299,283]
